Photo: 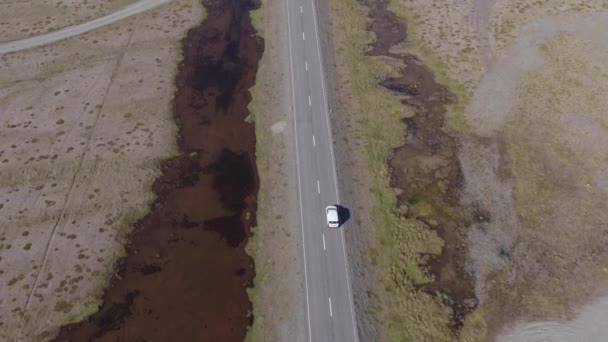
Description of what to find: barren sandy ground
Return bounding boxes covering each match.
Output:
[0,0,203,340]
[389,0,608,340]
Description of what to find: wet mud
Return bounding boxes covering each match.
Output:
[355,0,476,331]
[54,0,263,340]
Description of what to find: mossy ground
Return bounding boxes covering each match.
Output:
[332,0,608,339]
[329,0,459,339]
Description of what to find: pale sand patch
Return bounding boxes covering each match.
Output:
[468,12,608,137]
[461,15,608,342]
[0,1,203,340]
[464,16,608,301]
[270,120,286,134]
[390,0,606,97]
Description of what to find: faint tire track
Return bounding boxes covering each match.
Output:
[0,0,168,55]
[17,17,141,339]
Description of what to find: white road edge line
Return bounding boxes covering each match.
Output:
[309,0,359,339]
[317,180,321,194]
[286,0,313,340]
[313,134,316,147]
[329,297,333,317]
[322,234,326,250]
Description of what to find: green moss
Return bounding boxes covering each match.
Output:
[523,290,571,319]
[244,4,268,341]
[244,113,255,123]
[459,308,489,342]
[59,296,100,326]
[329,0,453,338]
[506,139,552,224]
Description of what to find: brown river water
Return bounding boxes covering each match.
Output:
[54,0,263,340]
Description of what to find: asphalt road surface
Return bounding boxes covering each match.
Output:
[286,0,359,340]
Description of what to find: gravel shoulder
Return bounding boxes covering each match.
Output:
[245,0,306,340]
[0,1,203,339]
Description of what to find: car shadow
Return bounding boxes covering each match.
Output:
[336,205,351,227]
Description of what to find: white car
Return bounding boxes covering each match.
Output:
[325,205,340,228]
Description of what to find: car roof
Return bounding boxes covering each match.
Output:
[326,206,338,221]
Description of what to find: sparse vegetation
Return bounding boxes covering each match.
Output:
[245,0,302,340]
[332,0,608,339]
[244,4,267,342]
[386,0,608,338]
[329,0,456,339]
[487,31,608,322]
[0,1,205,339]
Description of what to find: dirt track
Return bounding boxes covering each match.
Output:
[0,1,203,339]
[0,0,167,54]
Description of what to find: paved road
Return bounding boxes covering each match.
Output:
[0,0,168,54]
[1,0,358,338]
[285,0,359,340]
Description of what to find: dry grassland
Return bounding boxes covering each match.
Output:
[0,1,203,340]
[390,1,608,340]
[0,0,139,42]
[328,0,608,339]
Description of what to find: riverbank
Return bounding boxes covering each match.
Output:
[244,0,307,340]
[0,1,203,340]
[54,0,264,340]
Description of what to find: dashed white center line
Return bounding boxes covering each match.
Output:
[317,180,320,194]
[300,5,302,13]
[329,297,333,317]
[302,32,305,40]
[322,234,326,250]
[312,134,316,147]
[308,95,312,106]
[305,60,308,71]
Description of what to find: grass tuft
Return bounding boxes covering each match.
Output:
[329,0,455,339]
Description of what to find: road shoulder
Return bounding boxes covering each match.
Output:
[246,0,306,340]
